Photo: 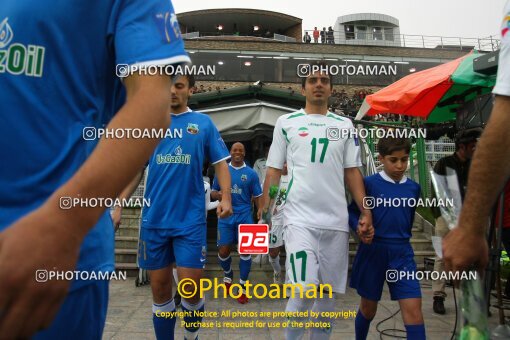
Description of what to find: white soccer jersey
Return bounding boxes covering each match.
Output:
[253,157,267,186]
[266,109,361,231]
[272,174,289,221]
[493,1,510,96]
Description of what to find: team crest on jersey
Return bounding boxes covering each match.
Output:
[298,127,309,137]
[187,123,199,134]
[241,174,248,181]
[154,10,181,43]
[0,18,45,77]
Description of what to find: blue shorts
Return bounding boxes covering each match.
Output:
[350,239,421,301]
[138,224,207,270]
[217,211,253,246]
[33,280,109,340]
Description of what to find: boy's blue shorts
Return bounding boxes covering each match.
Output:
[138,224,207,270]
[33,280,109,340]
[350,239,421,301]
[217,211,253,246]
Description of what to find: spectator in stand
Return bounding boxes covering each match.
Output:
[303,31,311,43]
[313,27,320,43]
[327,26,335,44]
[321,27,326,44]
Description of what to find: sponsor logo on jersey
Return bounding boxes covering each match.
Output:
[154,10,181,43]
[156,145,191,164]
[298,127,309,137]
[241,174,247,181]
[187,123,199,134]
[231,184,243,195]
[0,18,45,77]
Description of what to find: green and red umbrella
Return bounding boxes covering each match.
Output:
[355,50,497,123]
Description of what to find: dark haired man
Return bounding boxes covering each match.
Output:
[263,66,373,339]
[431,128,481,314]
[118,74,232,339]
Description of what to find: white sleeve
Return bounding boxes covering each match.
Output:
[494,4,510,96]
[204,181,219,211]
[343,120,362,168]
[266,117,287,169]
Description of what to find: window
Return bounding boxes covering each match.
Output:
[356,26,367,40]
[373,27,383,40]
[384,27,394,41]
[344,25,355,40]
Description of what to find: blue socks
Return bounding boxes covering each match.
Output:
[182,298,205,340]
[405,324,426,340]
[218,254,233,280]
[239,255,252,281]
[152,299,176,340]
[355,309,372,340]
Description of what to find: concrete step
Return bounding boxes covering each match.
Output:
[115,236,138,249]
[116,226,140,238]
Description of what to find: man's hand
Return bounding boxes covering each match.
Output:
[0,205,85,338]
[111,207,122,232]
[357,210,374,244]
[443,227,488,273]
[257,207,263,222]
[216,199,232,219]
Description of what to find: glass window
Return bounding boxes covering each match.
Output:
[373,27,383,40]
[344,25,355,40]
[384,27,394,41]
[356,26,367,40]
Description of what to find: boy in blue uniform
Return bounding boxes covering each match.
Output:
[212,142,263,304]
[0,1,189,339]
[126,75,232,340]
[349,138,426,340]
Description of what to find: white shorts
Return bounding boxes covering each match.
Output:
[284,224,349,293]
[270,218,284,248]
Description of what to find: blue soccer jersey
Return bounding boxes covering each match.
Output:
[141,110,230,228]
[212,163,263,214]
[0,0,190,287]
[349,172,421,240]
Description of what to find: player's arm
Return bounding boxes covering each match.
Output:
[111,168,145,231]
[213,161,232,218]
[0,74,172,337]
[443,95,510,273]
[261,167,282,223]
[345,167,374,243]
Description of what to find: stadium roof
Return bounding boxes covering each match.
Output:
[177,8,302,37]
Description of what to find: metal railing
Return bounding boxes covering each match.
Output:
[304,30,500,51]
[181,31,295,42]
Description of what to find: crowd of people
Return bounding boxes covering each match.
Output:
[304,27,336,44]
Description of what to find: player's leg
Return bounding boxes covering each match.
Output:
[311,230,349,339]
[389,243,425,340]
[32,280,109,340]
[399,298,425,340]
[349,242,387,340]
[217,217,235,290]
[174,224,208,340]
[284,224,320,340]
[237,212,254,303]
[269,222,284,284]
[432,216,449,314]
[176,267,205,340]
[172,263,181,308]
[139,228,176,339]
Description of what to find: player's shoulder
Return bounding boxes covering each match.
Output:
[277,110,306,125]
[187,110,213,123]
[326,112,354,127]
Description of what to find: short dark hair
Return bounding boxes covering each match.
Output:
[455,128,482,150]
[182,74,195,89]
[377,137,411,156]
[301,61,333,89]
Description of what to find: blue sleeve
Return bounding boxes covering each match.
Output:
[251,171,263,197]
[206,117,230,164]
[212,176,220,191]
[112,0,190,68]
